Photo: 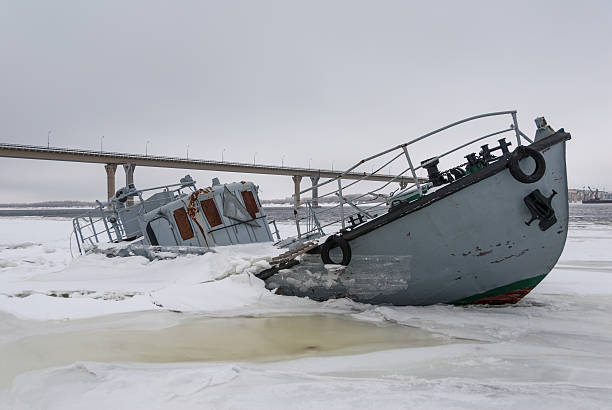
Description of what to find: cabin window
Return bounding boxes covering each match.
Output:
[241,190,259,219]
[201,198,223,227]
[173,207,194,240]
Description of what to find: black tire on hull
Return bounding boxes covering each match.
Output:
[508,146,546,183]
[320,236,352,266]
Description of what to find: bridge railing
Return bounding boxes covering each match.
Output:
[292,110,534,240]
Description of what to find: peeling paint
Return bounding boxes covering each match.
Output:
[471,286,534,305]
[490,248,529,264]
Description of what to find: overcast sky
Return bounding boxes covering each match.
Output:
[1,0,611,202]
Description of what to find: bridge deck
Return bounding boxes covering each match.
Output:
[0,143,419,183]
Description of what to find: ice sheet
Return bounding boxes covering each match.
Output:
[1,217,611,409]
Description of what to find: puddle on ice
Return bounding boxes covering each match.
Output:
[0,311,459,387]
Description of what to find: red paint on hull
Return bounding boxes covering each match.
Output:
[470,287,534,305]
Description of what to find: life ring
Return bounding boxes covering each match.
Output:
[320,236,352,266]
[508,146,546,184]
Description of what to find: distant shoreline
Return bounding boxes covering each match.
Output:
[0,206,298,219]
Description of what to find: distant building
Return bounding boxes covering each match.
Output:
[568,188,611,202]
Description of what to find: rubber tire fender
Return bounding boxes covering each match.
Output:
[508,146,546,184]
[320,235,352,266]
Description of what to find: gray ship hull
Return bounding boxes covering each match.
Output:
[266,131,570,305]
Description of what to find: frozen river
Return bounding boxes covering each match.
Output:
[1,204,611,409]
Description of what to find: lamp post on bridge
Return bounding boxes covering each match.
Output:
[100,135,104,153]
[253,152,257,165]
[281,154,285,167]
[47,130,51,148]
[146,140,150,156]
[186,144,189,159]
[222,148,225,162]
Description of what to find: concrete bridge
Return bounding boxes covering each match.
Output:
[0,143,418,205]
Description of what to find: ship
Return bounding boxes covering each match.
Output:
[581,187,612,204]
[71,176,279,259]
[258,111,571,306]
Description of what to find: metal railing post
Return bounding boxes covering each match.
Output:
[88,215,99,243]
[97,201,114,242]
[72,220,82,254]
[337,179,345,230]
[401,145,421,194]
[511,112,521,146]
[269,220,281,241]
[293,195,302,239]
[74,218,86,253]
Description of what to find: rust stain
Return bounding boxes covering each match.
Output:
[477,250,492,256]
[200,198,222,228]
[185,190,209,246]
[241,190,260,219]
[471,287,534,305]
[173,207,195,241]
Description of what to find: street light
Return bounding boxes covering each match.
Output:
[47,130,52,148]
[222,148,226,162]
[281,154,285,167]
[100,135,104,153]
[146,140,150,156]
[331,160,334,171]
[309,158,312,169]
[253,152,257,165]
[186,144,189,159]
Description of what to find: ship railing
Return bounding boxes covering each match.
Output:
[293,110,534,240]
[72,200,122,255]
[268,219,281,241]
[72,178,198,255]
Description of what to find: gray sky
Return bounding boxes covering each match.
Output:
[1,0,611,202]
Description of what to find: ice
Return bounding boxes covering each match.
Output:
[1,216,612,409]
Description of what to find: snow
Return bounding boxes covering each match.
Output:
[1,216,612,409]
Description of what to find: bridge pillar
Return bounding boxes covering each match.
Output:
[104,164,117,200]
[123,163,136,206]
[292,175,302,205]
[310,176,320,207]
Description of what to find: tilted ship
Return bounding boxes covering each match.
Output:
[73,110,570,306]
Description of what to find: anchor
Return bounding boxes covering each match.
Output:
[524,189,557,231]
